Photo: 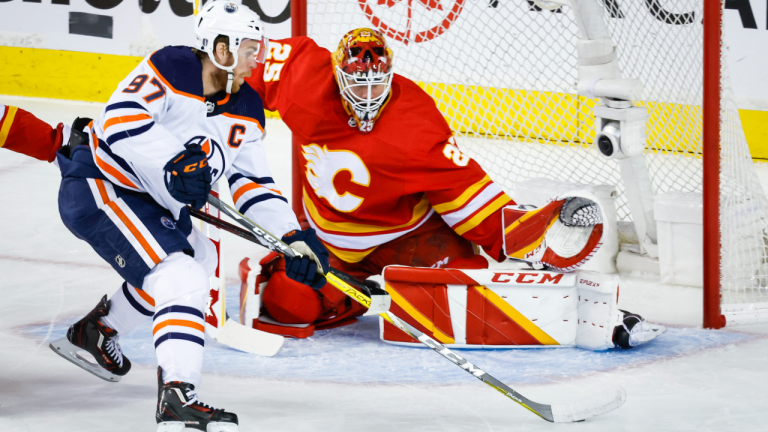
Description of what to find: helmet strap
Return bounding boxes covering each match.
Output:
[207,46,240,94]
[226,71,234,94]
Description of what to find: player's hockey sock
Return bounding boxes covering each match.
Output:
[100,282,155,335]
[145,253,209,388]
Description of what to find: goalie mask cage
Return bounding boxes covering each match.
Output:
[290,0,768,328]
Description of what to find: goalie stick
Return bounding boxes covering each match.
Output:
[203,195,627,422]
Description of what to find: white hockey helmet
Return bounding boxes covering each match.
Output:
[194,1,269,93]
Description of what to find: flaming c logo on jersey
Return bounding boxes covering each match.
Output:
[357,0,466,45]
[302,144,371,212]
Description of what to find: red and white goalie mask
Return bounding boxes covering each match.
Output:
[332,28,394,133]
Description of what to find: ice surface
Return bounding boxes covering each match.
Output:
[17,284,757,386]
[3,96,768,431]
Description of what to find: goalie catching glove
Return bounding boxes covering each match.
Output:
[163,144,212,210]
[281,228,330,290]
[503,194,604,272]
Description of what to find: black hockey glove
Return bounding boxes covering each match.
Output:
[163,144,212,210]
[281,228,330,290]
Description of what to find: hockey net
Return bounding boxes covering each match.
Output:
[295,0,768,326]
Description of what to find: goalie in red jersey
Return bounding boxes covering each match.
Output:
[236,28,651,344]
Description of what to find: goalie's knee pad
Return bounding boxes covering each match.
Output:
[503,193,604,272]
[186,227,218,278]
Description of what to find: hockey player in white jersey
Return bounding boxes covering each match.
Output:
[48,2,329,431]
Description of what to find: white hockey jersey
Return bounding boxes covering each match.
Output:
[84,46,299,238]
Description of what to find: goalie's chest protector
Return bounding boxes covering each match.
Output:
[284,74,452,252]
[381,267,622,350]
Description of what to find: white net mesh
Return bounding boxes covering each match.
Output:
[304,0,768,314]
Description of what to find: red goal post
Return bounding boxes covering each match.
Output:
[290,0,768,329]
[702,0,725,329]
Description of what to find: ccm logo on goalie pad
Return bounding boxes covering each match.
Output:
[490,272,565,285]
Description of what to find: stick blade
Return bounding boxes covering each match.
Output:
[215,319,284,357]
[550,386,627,423]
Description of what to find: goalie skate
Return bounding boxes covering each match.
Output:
[613,310,667,349]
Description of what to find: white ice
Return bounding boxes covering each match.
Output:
[2,96,768,432]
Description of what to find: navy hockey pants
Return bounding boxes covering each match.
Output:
[57,147,193,289]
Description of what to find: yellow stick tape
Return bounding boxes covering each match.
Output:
[325,273,371,308]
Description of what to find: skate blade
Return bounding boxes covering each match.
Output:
[156,422,185,432]
[156,421,239,432]
[49,337,121,383]
[207,422,239,432]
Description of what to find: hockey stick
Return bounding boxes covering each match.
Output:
[192,195,284,357]
[203,195,627,422]
[201,195,391,315]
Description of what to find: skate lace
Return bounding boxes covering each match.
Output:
[105,335,124,368]
[183,388,215,410]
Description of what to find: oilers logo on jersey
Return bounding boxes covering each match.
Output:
[184,136,226,181]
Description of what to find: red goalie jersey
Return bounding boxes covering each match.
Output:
[246,37,513,263]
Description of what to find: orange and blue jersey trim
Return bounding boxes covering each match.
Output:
[227,173,287,216]
[146,47,205,102]
[90,130,141,191]
[102,102,155,145]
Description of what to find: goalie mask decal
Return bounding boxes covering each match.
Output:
[332,28,394,133]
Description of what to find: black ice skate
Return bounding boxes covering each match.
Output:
[49,295,131,382]
[156,367,239,432]
[613,309,667,349]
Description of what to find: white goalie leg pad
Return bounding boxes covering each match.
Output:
[575,271,622,350]
[187,226,219,278]
[239,255,269,327]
